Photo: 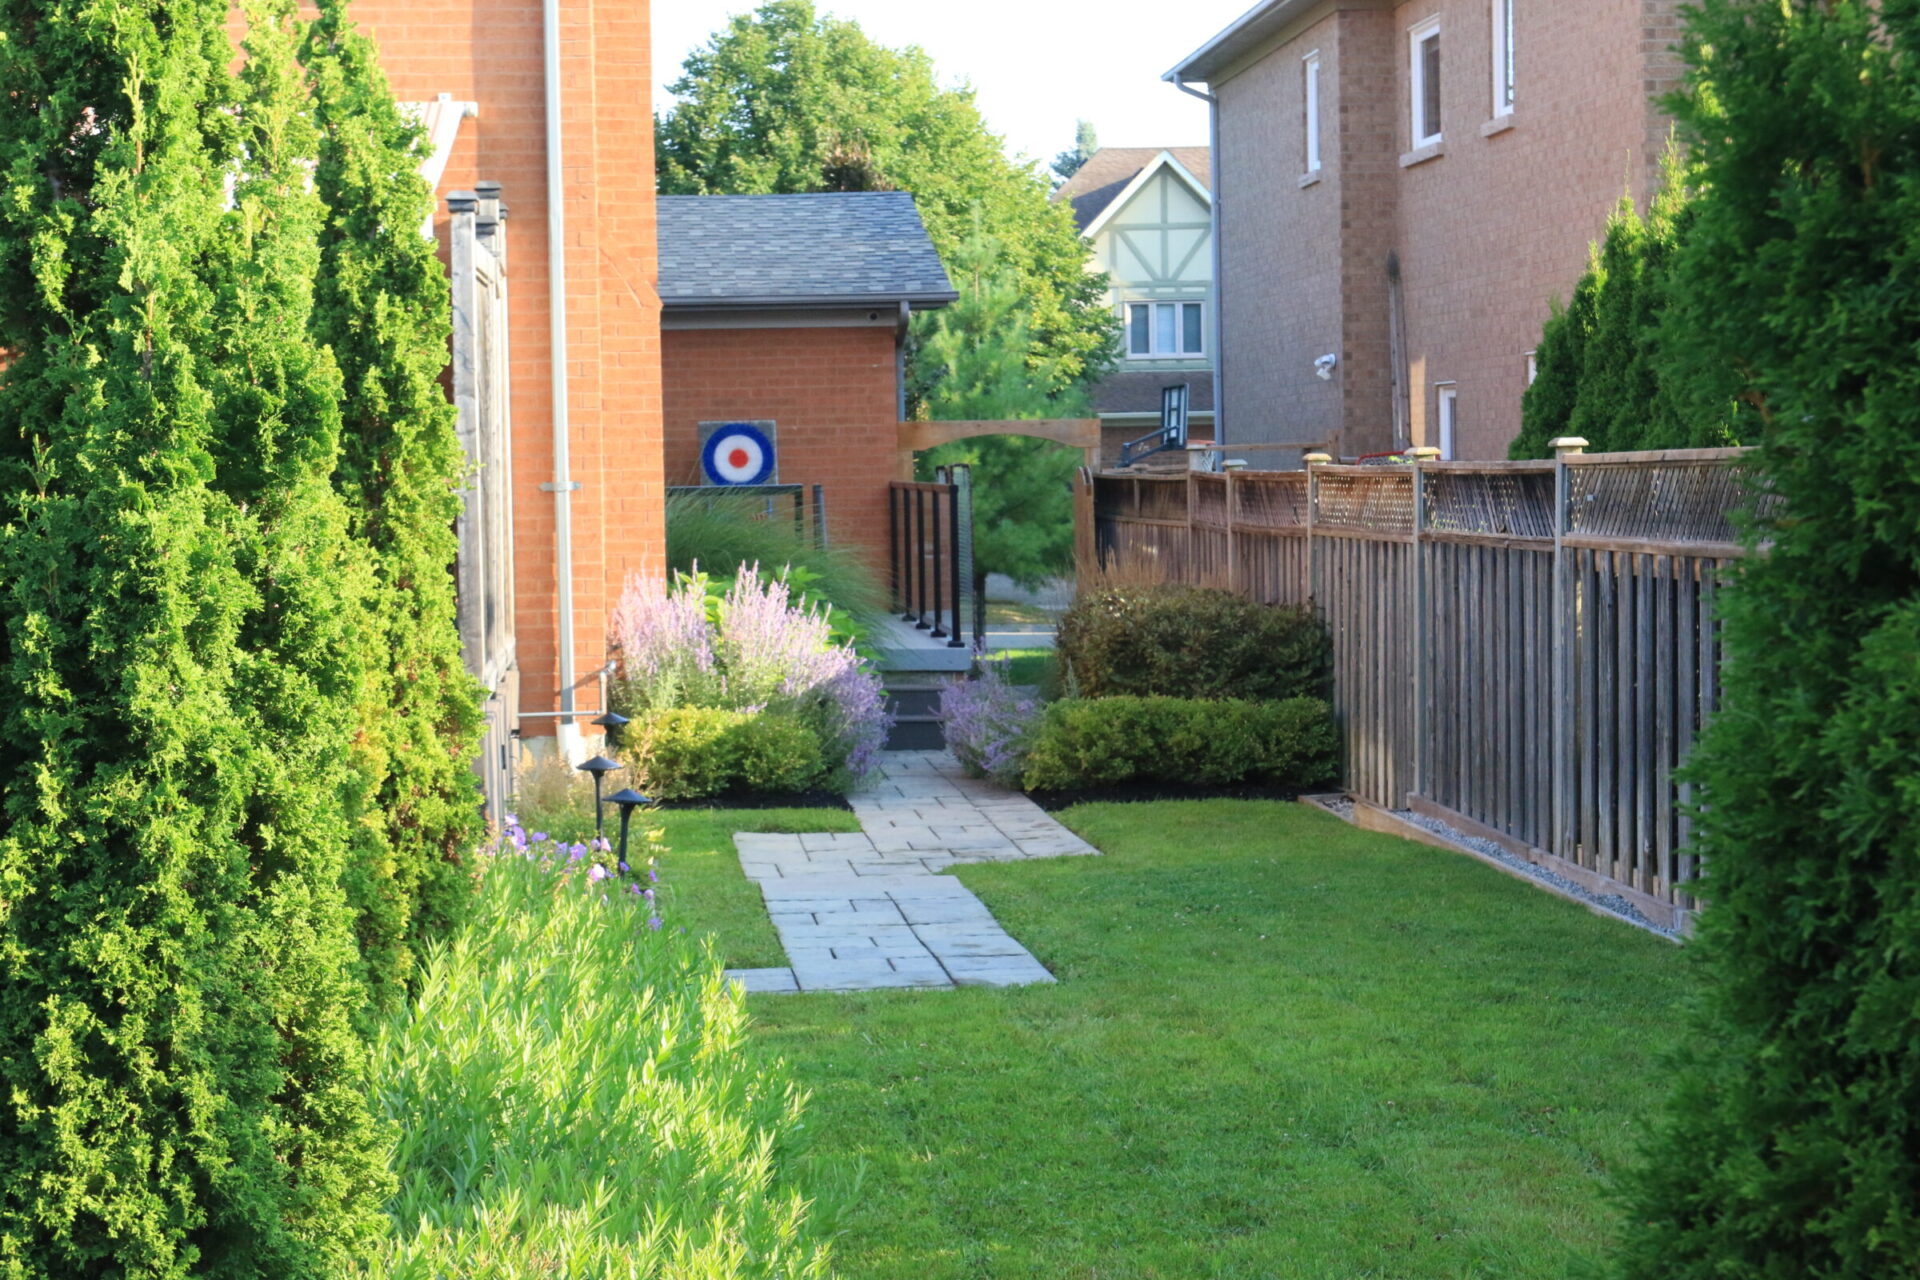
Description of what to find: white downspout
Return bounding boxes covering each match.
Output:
[1170,74,1226,443]
[542,0,582,761]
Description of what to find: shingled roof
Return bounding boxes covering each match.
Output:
[1053,147,1212,233]
[656,192,958,310]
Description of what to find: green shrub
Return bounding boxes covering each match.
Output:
[306,0,484,1015]
[0,0,389,1269]
[1023,697,1340,792]
[1612,5,1920,1277]
[1057,585,1332,702]
[364,833,834,1277]
[630,708,827,800]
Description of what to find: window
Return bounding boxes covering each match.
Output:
[1410,17,1443,148]
[1127,302,1205,358]
[1525,350,1538,385]
[1491,0,1515,116]
[1304,51,1322,173]
[1437,385,1459,460]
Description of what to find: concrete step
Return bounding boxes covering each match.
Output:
[884,682,949,751]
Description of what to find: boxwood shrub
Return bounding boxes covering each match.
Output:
[629,708,827,800]
[1023,696,1340,793]
[1057,584,1332,701]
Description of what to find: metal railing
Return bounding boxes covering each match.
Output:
[889,476,969,649]
[667,483,829,548]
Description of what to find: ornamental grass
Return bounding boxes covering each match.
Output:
[361,818,835,1278]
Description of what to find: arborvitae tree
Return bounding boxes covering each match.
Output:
[1511,148,1735,458]
[1615,3,1920,1276]
[0,0,387,1271]
[303,0,484,1011]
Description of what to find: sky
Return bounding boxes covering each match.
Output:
[651,0,1260,169]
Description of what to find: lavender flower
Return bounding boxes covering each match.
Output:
[647,915,663,931]
[608,568,892,789]
[939,657,1040,787]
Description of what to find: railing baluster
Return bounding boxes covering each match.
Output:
[930,487,948,638]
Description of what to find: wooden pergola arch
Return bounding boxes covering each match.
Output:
[895,418,1101,479]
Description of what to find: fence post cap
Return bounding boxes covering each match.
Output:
[1303,452,1334,465]
[1406,447,1442,460]
[1548,436,1590,454]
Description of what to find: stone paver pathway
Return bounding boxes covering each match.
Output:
[725,751,1098,994]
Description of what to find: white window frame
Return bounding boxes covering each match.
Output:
[1525,350,1538,385]
[1303,51,1323,174]
[1126,301,1206,359]
[1410,16,1443,149]
[1491,0,1515,117]
[1437,384,1459,460]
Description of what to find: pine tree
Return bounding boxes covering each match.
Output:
[1615,3,1920,1275]
[303,0,484,1011]
[914,221,1086,591]
[0,0,387,1271]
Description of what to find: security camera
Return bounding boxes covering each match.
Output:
[1314,353,1339,381]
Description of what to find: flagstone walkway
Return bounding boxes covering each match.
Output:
[724,751,1099,994]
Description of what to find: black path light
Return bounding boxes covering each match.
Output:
[576,755,623,837]
[607,788,650,870]
[592,711,629,732]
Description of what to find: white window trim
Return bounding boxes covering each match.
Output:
[1491,0,1515,118]
[1303,51,1323,174]
[1125,301,1207,360]
[1436,383,1459,460]
[1410,16,1443,150]
[1525,350,1538,385]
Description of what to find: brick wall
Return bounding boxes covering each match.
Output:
[1213,0,1684,460]
[354,0,665,741]
[661,322,901,571]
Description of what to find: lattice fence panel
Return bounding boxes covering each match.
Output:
[1192,474,1229,529]
[1567,461,1761,544]
[1426,469,1555,539]
[1236,472,1309,529]
[1314,469,1414,535]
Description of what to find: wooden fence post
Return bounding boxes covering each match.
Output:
[1550,436,1588,863]
[1304,453,1331,605]
[1408,446,1441,807]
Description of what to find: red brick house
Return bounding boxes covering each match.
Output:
[352,0,667,772]
[657,193,957,566]
[1167,0,1685,461]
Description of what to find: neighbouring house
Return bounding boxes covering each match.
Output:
[656,192,958,568]
[1167,0,1684,462]
[356,0,667,782]
[1053,148,1217,466]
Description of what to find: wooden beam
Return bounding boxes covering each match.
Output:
[898,418,1102,454]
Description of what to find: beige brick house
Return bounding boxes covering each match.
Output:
[1167,0,1684,461]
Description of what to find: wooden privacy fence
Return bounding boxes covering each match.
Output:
[1083,444,1762,930]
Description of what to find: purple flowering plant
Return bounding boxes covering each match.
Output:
[611,568,891,787]
[489,812,667,933]
[938,655,1041,787]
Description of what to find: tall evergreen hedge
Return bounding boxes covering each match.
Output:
[304,0,484,1012]
[1511,150,1740,458]
[1616,3,1920,1275]
[0,0,388,1271]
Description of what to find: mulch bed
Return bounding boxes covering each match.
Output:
[1026,782,1314,811]
[651,788,853,812]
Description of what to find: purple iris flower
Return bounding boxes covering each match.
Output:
[588,864,608,883]
[648,867,659,883]
[568,843,587,861]
[617,862,629,873]
[647,915,663,931]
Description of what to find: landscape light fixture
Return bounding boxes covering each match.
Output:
[591,711,629,730]
[607,788,651,868]
[576,755,623,836]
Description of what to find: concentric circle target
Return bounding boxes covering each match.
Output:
[701,423,776,486]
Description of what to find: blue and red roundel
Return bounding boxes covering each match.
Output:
[701,423,776,486]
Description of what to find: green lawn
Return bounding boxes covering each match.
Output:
[661,798,1687,1280]
[985,646,1058,690]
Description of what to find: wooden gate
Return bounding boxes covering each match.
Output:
[449,186,518,826]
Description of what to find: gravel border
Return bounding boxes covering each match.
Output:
[1305,795,1683,941]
